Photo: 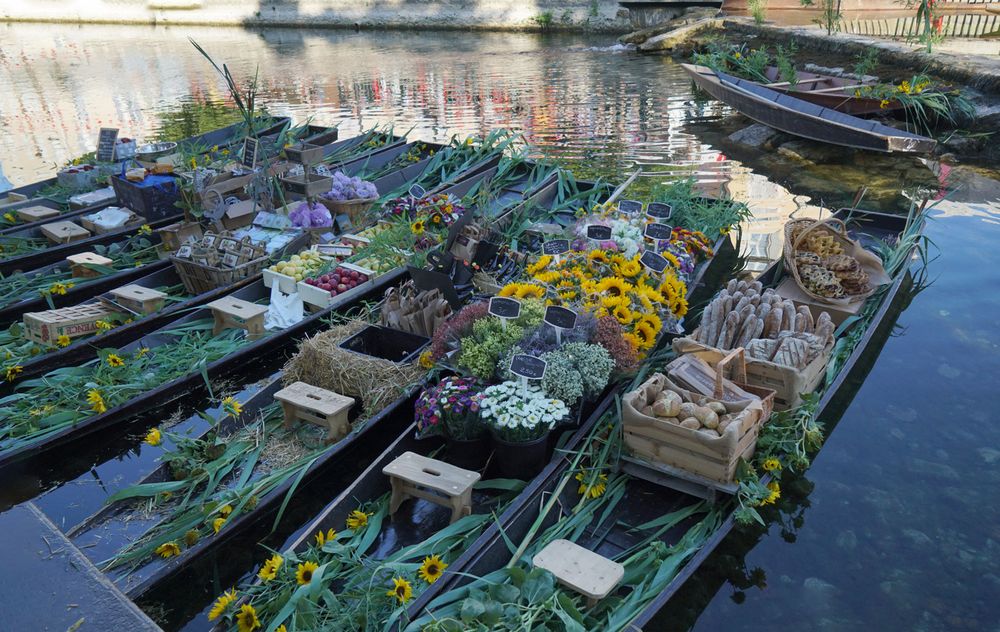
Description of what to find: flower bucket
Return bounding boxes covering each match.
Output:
[490,431,550,480]
[318,196,378,229]
[443,435,491,471]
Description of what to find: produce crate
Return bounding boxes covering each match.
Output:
[296,263,375,311]
[111,173,180,222]
[673,336,830,411]
[338,324,429,364]
[23,303,115,346]
[622,350,774,490]
[170,254,268,295]
[156,221,204,252]
[262,267,299,294]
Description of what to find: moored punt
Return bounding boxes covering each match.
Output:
[758,67,903,116]
[681,63,937,153]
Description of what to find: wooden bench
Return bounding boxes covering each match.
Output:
[16,205,60,222]
[273,381,355,444]
[206,297,268,340]
[532,539,624,607]
[108,284,168,315]
[383,452,480,524]
[41,220,90,244]
[66,252,114,279]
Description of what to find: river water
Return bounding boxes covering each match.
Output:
[1,22,998,631]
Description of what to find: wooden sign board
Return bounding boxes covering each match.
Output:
[640,250,669,274]
[96,127,119,163]
[586,224,612,241]
[644,222,673,241]
[241,137,259,169]
[488,296,521,319]
[647,202,672,221]
[544,305,577,330]
[409,183,426,199]
[617,199,642,215]
[510,354,546,380]
[542,239,570,256]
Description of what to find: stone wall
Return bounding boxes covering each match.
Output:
[0,0,632,32]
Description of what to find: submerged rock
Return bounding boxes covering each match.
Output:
[728,123,780,148]
[907,458,960,481]
[902,528,933,547]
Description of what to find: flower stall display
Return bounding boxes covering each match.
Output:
[480,380,569,477]
[414,375,488,468]
[288,200,333,230]
[318,171,379,227]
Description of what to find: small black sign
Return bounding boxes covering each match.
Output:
[644,222,673,241]
[542,239,570,256]
[96,127,119,163]
[586,224,612,241]
[510,354,547,380]
[647,202,672,220]
[241,137,259,169]
[618,199,642,215]
[409,184,426,199]
[640,250,669,274]
[544,305,578,330]
[488,296,522,319]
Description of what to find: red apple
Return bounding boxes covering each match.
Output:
[320,283,332,291]
[337,283,348,293]
[357,273,369,282]
[330,274,340,285]
[304,278,315,285]
[329,289,338,297]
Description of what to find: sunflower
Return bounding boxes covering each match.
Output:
[212,517,226,534]
[5,365,23,382]
[514,284,546,300]
[616,258,642,278]
[296,561,319,585]
[386,577,413,603]
[621,332,642,352]
[761,481,781,505]
[346,509,370,530]
[525,255,553,276]
[56,335,71,347]
[144,428,162,446]
[557,290,578,302]
[418,350,435,369]
[155,542,181,558]
[595,277,632,297]
[636,313,663,336]
[221,396,243,417]
[258,553,283,581]
[86,388,107,414]
[95,320,113,332]
[497,283,519,298]
[575,472,608,499]
[762,458,781,472]
[599,294,628,311]
[208,589,237,621]
[533,270,561,285]
[611,303,634,326]
[418,554,448,584]
[219,504,234,518]
[235,603,261,632]
[587,249,609,265]
[661,250,681,270]
[634,321,657,349]
[314,528,337,547]
[410,220,425,235]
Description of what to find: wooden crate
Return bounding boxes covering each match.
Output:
[170,255,268,295]
[157,221,203,252]
[23,303,114,346]
[672,336,830,411]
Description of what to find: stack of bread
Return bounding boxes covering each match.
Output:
[637,387,751,439]
[790,223,872,299]
[694,279,835,370]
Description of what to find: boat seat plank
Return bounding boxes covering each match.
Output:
[533,539,625,607]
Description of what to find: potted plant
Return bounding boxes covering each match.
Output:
[479,381,568,479]
[414,376,488,470]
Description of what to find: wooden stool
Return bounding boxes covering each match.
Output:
[42,221,90,244]
[206,297,268,340]
[273,381,355,444]
[66,252,115,279]
[108,284,168,315]
[383,452,480,524]
[532,539,624,607]
[16,205,60,222]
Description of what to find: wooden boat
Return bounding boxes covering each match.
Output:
[404,206,925,630]
[681,63,936,153]
[758,67,902,116]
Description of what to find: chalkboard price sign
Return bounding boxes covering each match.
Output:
[241,138,259,169]
[647,202,672,221]
[488,296,522,319]
[96,128,119,163]
[409,184,426,199]
[586,224,612,241]
[544,305,578,330]
[542,239,570,256]
[510,354,547,380]
[644,222,673,241]
[618,199,642,215]
[640,250,669,274]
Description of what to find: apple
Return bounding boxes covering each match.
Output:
[320,283,332,291]
[357,273,369,282]
[329,289,338,297]
[320,275,330,284]
[337,283,348,293]
[330,274,340,285]
[349,270,359,279]
[304,278,315,285]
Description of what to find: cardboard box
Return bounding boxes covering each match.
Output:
[23,303,114,346]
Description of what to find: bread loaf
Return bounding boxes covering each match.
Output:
[738,316,764,348]
[815,311,834,345]
[763,307,782,339]
[797,305,814,333]
[780,300,796,331]
[773,336,809,369]
[717,311,740,349]
[745,337,779,361]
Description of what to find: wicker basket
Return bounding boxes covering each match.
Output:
[317,196,377,228]
[170,255,268,295]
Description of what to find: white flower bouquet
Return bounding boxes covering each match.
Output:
[479,381,568,442]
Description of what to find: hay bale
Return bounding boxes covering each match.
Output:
[283,321,424,418]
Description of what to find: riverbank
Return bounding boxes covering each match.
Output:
[0,0,631,32]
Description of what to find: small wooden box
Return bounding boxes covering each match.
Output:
[157,221,204,252]
[23,303,114,346]
[16,205,60,222]
[66,252,114,278]
[42,221,91,244]
[207,297,268,340]
[108,284,168,314]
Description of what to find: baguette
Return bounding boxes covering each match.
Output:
[763,307,782,338]
[737,316,764,348]
[717,311,741,349]
[797,305,814,333]
[750,280,763,294]
[780,300,796,331]
[756,302,771,321]
[736,280,749,293]
[726,279,738,294]
[816,312,834,345]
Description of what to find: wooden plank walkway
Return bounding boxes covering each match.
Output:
[0,503,161,631]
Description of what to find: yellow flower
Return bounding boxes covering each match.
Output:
[276,626,287,632]
[761,481,781,505]
[5,365,23,382]
[48,282,68,296]
[95,320,113,332]
[616,258,642,278]
[880,99,890,109]
[56,334,71,347]
[212,517,226,534]
[208,589,237,621]
[854,90,861,97]
[155,542,181,558]
[733,51,742,59]
[595,277,632,297]
[87,388,107,414]
[634,321,657,349]
[497,283,519,298]
[144,427,162,446]
[106,353,125,367]
[897,80,911,94]
[636,313,663,336]
[410,220,425,235]
[138,224,152,235]
[622,332,642,351]
[235,603,261,632]
[3,212,16,223]
[418,350,435,369]
[587,249,609,265]
[418,554,448,584]
[219,504,234,518]
[296,561,319,585]
[386,576,413,603]
[314,528,337,547]
[189,157,198,170]
[346,509,370,530]
[533,270,561,285]
[575,472,608,499]
[611,303,634,326]
[525,255,553,276]
[557,290,577,302]
[137,347,150,357]
[184,529,200,547]
[257,553,283,581]
[762,458,781,472]
[514,283,546,300]
[221,396,243,417]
